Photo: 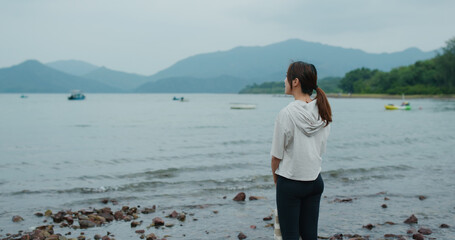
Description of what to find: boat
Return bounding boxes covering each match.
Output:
[20,94,28,99]
[68,90,85,100]
[385,101,411,110]
[172,96,188,102]
[230,103,256,110]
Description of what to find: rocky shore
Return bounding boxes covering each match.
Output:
[1,192,451,240]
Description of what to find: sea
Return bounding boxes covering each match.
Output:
[0,94,454,239]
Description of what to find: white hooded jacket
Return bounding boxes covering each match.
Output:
[271,100,330,181]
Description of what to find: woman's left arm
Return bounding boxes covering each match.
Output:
[271,156,281,185]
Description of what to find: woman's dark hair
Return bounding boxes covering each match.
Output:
[287,61,332,126]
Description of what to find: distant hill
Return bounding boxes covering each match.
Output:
[46,60,99,76]
[83,67,150,91]
[148,39,436,82]
[0,60,119,93]
[136,75,247,93]
[0,39,438,93]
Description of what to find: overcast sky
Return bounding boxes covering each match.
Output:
[1,0,454,75]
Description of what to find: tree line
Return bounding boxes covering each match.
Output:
[339,37,455,94]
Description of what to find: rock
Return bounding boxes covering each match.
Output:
[101,199,109,204]
[263,216,272,221]
[412,233,424,240]
[233,192,246,201]
[362,224,375,230]
[65,216,74,225]
[77,235,86,240]
[440,223,450,228]
[418,195,427,200]
[238,232,247,239]
[131,221,142,227]
[145,233,157,240]
[52,211,66,223]
[404,214,418,224]
[331,233,343,240]
[111,199,118,205]
[384,234,398,238]
[98,213,114,222]
[384,221,395,225]
[177,213,186,222]
[35,212,44,217]
[384,197,390,200]
[79,220,96,229]
[250,225,256,229]
[249,196,265,200]
[334,198,353,203]
[141,206,156,214]
[114,211,124,220]
[12,215,24,222]
[418,227,432,235]
[122,206,129,212]
[152,217,164,226]
[45,210,53,216]
[407,228,416,234]
[213,210,219,214]
[168,211,178,218]
[135,230,145,234]
[381,204,388,208]
[101,236,111,240]
[165,223,174,227]
[94,234,102,240]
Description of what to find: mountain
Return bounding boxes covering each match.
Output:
[46,60,99,76]
[147,39,436,82]
[0,60,119,93]
[83,67,150,91]
[136,75,247,93]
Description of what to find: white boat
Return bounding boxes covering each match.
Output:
[230,103,256,109]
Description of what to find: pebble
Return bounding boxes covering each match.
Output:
[418,195,427,200]
[404,214,418,224]
[417,227,432,235]
[412,233,424,240]
[440,223,450,228]
[12,215,24,222]
[237,232,247,239]
[152,217,164,226]
[233,192,246,201]
[362,224,374,230]
[381,204,388,208]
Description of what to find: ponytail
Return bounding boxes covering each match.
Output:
[315,87,332,126]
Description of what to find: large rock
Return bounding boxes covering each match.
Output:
[233,192,246,201]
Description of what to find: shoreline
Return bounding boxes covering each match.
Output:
[325,93,455,99]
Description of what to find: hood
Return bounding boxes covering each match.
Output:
[285,100,325,137]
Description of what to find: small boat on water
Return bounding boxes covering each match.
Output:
[68,90,85,100]
[230,103,256,110]
[173,96,188,102]
[20,94,28,99]
[385,101,411,110]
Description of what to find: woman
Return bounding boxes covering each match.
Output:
[271,61,332,240]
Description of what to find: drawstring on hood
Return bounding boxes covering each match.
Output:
[286,100,325,137]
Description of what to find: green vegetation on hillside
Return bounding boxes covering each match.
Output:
[240,37,455,95]
[339,37,455,94]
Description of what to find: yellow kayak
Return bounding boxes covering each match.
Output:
[385,102,411,110]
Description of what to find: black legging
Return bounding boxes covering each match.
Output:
[276,174,324,240]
